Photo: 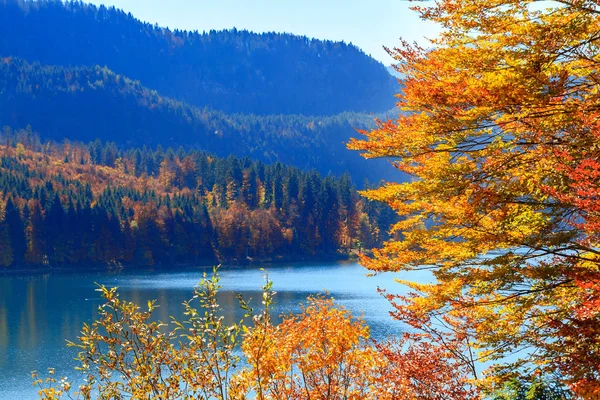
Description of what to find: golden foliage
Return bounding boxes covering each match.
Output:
[34,269,477,399]
[349,0,600,395]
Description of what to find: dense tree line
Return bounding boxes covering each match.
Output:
[0,57,399,184]
[0,128,396,269]
[0,0,398,116]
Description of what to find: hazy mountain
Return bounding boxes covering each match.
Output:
[0,0,398,116]
[0,58,398,184]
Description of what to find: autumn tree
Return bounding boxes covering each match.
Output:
[35,269,476,400]
[158,157,176,190]
[239,295,378,399]
[34,270,246,400]
[350,0,600,396]
[25,200,45,265]
[372,337,479,400]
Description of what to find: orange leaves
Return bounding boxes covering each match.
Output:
[350,0,600,395]
[373,339,480,400]
[34,270,485,399]
[240,295,377,400]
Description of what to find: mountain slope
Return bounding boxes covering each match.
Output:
[0,57,398,184]
[0,0,398,115]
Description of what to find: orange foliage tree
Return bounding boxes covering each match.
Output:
[349,0,600,396]
[34,269,477,399]
[239,294,377,399]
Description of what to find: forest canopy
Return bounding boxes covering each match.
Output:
[0,127,396,269]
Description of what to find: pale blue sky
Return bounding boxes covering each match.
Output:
[84,0,440,65]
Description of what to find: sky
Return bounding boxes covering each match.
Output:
[84,0,441,65]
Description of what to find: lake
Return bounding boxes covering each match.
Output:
[0,261,428,399]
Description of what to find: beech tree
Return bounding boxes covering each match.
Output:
[350,0,600,396]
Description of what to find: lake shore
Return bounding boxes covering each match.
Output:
[0,251,361,276]
[0,261,401,400]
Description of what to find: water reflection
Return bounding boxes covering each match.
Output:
[0,262,426,399]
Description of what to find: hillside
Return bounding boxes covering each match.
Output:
[0,57,398,184]
[0,0,398,116]
[0,128,396,268]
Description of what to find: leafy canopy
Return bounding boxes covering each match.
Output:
[350,0,600,396]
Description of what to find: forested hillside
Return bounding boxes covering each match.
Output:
[0,0,402,268]
[0,127,396,269]
[0,0,397,116]
[0,57,398,183]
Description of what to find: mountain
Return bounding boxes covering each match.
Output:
[0,57,398,184]
[0,0,398,116]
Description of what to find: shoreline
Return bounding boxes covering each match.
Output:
[0,252,361,277]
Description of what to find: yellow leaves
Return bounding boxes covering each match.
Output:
[349,0,600,394]
[32,369,74,400]
[35,267,487,399]
[239,295,382,400]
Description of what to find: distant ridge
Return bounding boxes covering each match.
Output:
[0,0,398,116]
[0,57,399,184]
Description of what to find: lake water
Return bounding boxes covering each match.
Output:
[0,261,428,399]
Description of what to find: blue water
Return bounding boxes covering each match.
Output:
[0,261,429,399]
